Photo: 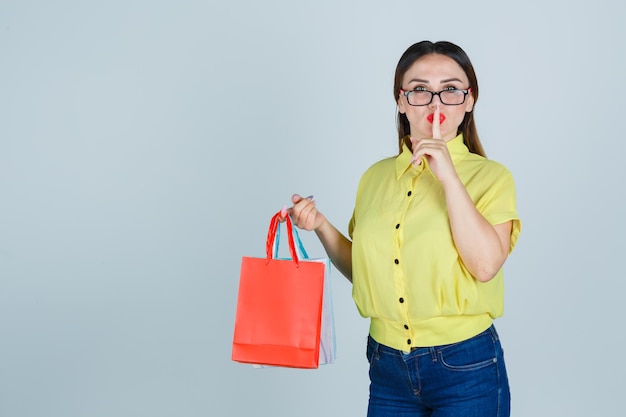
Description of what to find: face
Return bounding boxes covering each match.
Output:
[397,53,474,142]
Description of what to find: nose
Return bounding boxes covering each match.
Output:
[428,92,443,107]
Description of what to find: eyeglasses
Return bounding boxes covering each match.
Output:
[400,87,472,106]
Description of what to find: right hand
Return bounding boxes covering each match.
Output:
[280,194,325,231]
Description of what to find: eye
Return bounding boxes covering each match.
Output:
[412,86,427,92]
[442,86,459,92]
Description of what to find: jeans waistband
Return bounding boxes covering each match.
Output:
[368,324,499,356]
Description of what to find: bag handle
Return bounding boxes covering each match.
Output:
[265,211,299,266]
[274,220,309,260]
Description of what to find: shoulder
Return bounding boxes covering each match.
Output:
[361,155,397,176]
[462,153,515,181]
[457,154,518,199]
[364,155,396,172]
[354,155,398,195]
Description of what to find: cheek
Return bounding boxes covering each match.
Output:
[404,109,433,135]
[446,108,468,127]
[404,107,427,124]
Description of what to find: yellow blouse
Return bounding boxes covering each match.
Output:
[348,134,521,350]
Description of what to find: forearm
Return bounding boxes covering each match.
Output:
[314,216,353,282]
[442,177,509,282]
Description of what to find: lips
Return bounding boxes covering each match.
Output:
[427,113,446,124]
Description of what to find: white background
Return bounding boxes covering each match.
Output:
[1,1,624,416]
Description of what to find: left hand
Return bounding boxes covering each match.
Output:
[410,103,458,183]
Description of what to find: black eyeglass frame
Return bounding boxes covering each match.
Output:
[400,87,472,106]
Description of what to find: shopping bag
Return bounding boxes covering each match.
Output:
[273,221,336,366]
[232,211,335,369]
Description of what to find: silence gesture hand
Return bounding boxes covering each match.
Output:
[410,103,457,183]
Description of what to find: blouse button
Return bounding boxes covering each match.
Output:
[394,259,399,265]
[395,224,400,229]
[407,191,412,197]
[404,324,409,330]
[407,339,412,345]
[399,297,404,303]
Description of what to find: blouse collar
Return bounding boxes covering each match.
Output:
[395,133,470,179]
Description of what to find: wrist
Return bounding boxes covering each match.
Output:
[439,173,462,190]
[314,214,332,237]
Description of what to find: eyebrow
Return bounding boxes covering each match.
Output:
[406,77,464,84]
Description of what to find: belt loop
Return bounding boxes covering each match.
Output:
[368,335,381,354]
[489,324,499,342]
[429,347,437,362]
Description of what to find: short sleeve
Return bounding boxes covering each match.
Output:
[475,166,522,253]
[348,210,356,240]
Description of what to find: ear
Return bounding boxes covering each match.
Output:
[397,93,407,114]
[464,92,475,113]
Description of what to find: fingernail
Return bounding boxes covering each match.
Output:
[306,195,314,201]
[280,205,287,217]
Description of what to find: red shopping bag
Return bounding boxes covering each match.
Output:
[232,211,327,368]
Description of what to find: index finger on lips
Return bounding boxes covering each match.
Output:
[432,103,442,139]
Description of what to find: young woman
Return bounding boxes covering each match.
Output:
[284,40,521,417]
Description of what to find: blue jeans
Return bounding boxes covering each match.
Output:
[366,325,510,417]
